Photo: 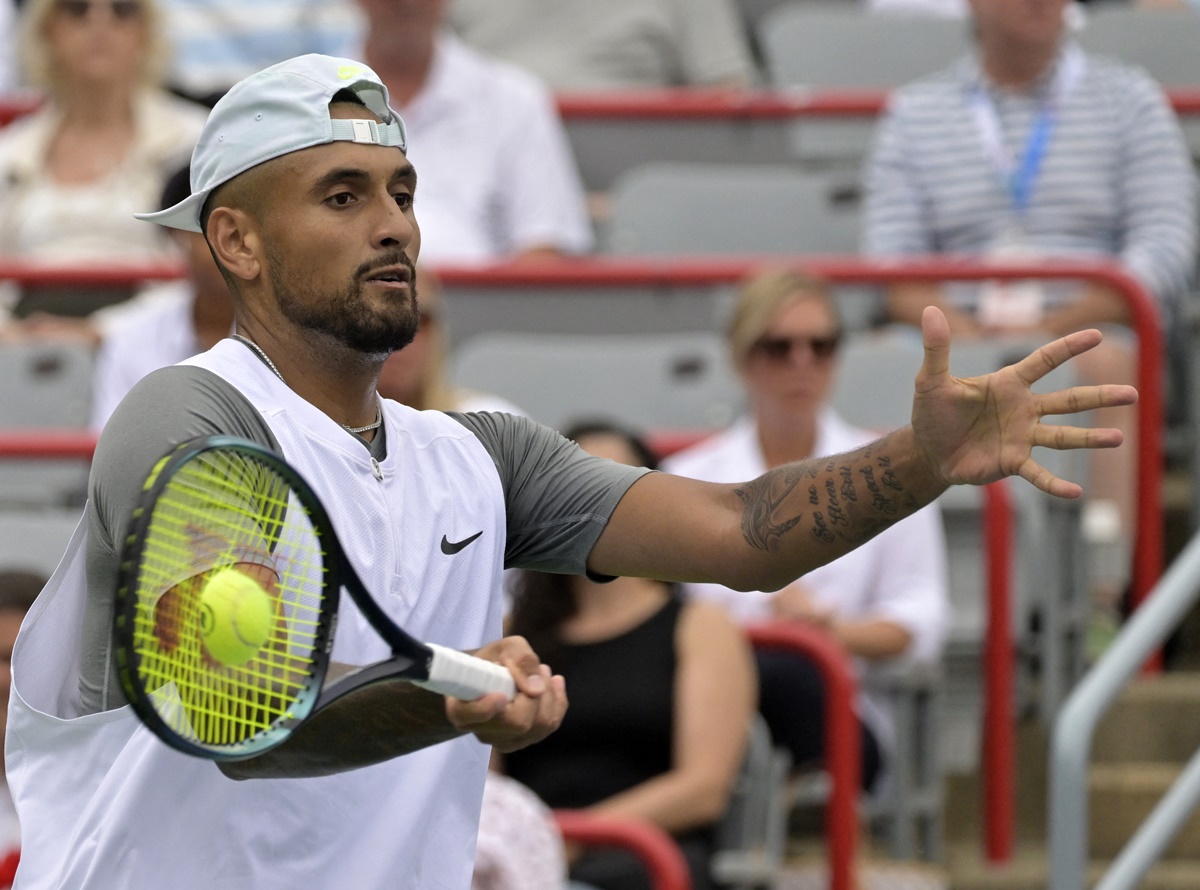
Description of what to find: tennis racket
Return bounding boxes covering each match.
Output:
[114,434,515,761]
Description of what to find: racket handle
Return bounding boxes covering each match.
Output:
[417,644,517,701]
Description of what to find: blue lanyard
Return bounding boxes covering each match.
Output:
[969,45,1084,220]
[1008,105,1055,216]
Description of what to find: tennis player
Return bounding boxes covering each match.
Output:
[7,54,1136,889]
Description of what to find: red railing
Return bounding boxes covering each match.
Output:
[746,621,860,890]
[8,87,1200,127]
[553,810,692,890]
[553,86,1200,120]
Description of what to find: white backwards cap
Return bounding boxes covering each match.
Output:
[136,54,407,233]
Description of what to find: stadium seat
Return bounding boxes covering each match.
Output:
[1076,6,1200,89]
[757,4,968,90]
[607,162,861,256]
[712,714,791,887]
[450,330,744,433]
[0,341,95,508]
[756,3,968,167]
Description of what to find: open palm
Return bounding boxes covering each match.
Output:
[910,307,1137,499]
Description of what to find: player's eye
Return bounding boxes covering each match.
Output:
[327,192,355,207]
[393,192,413,210]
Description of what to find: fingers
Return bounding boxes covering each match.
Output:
[1018,458,1083,500]
[1009,328,1105,387]
[446,639,569,752]
[1031,423,1125,451]
[917,305,951,390]
[1036,384,1138,417]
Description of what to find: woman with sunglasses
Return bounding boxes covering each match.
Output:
[0,0,207,329]
[662,268,951,797]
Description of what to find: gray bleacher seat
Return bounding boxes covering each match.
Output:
[1076,6,1200,89]
[758,3,968,90]
[605,161,877,329]
[1075,5,1200,162]
[0,341,95,507]
[757,3,969,167]
[450,330,745,433]
[608,161,861,256]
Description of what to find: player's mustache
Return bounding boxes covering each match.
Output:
[355,254,416,283]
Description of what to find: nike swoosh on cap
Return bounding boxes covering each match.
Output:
[440,531,483,555]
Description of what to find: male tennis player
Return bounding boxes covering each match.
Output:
[7,55,1135,889]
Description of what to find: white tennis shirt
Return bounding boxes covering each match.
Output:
[9,344,512,889]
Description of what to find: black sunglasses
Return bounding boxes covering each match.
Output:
[751,333,842,363]
[57,0,142,20]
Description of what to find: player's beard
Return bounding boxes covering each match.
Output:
[267,246,421,356]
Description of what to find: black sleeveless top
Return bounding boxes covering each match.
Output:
[505,595,682,809]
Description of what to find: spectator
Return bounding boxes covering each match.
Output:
[472,770,568,890]
[504,420,757,890]
[0,570,43,885]
[862,0,1196,632]
[375,265,523,415]
[353,0,593,263]
[0,0,206,324]
[662,269,950,793]
[449,0,756,91]
[88,162,232,429]
[155,0,362,106]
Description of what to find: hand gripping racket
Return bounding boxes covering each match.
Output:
[114,435,516,761]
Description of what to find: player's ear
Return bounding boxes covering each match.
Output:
[206,207,262,284]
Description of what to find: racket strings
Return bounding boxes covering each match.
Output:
[130,450,331,749]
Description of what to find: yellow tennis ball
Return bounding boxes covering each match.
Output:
[198,569,274,666]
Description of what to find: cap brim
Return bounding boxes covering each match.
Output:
[134,192,207,233]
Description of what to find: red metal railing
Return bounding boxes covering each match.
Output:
[746,621,861,890]
[4,87,1200,128]
[553,810,692,890]
[553,87,1200,120]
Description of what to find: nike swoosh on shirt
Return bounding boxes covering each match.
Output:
[440,531,483,555]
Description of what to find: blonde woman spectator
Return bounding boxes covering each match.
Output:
[663,269,950,793]
[0,0,206,323]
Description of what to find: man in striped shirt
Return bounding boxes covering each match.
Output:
[861,0,1196,645]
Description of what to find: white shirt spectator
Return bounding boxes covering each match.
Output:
[383,32,593,263]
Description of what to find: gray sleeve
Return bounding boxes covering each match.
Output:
[81,365,279,714]
[448,411,651,575]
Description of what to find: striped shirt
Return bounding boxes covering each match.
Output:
[862,42,1197,313]
[160,0,363,98]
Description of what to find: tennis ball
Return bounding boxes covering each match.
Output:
[198,568,274,666]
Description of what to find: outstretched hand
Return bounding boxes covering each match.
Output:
[911,306,1138,498]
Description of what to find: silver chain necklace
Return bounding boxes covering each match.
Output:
[231,333,383,435]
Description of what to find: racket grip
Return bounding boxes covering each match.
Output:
[417,644,517,701]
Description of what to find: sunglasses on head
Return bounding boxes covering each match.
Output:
[751,332,842,363]
[57,0,142,20]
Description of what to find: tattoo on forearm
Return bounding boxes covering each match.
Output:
[737,441,916,554]
[735,470,805,551]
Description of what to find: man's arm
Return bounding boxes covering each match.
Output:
[218,637,568,780]
[589,307,1136,587]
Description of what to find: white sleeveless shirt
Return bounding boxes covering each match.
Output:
[8,341,509,889]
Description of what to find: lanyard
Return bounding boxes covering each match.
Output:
[969,45,1086,218]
